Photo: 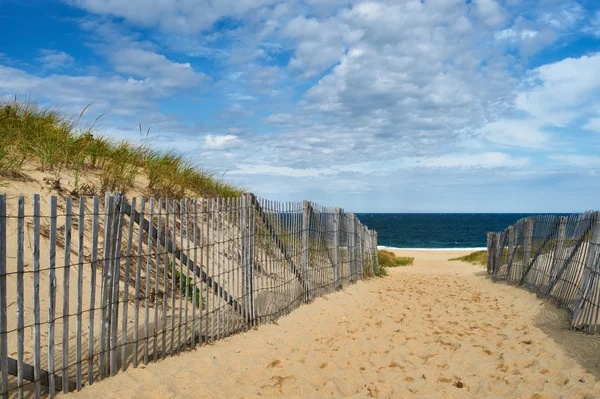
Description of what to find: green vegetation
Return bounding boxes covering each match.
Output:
[377,250,414,268]
[374,250,413,276]
[449,250,488,266]
[0,101,242,198]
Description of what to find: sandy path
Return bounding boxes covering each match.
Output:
[63,250,600,399]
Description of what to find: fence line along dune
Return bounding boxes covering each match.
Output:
[0,192,379,398]
[486,211,600,334]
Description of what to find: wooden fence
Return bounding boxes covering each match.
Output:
[486,211,600,334]
[0,193,379,398]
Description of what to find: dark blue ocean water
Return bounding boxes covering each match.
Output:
[356,213,569,249]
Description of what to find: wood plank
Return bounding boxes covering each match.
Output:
[520,218,562,286]
[62,197,73,393]
[191,199,198,347]
[48,196,58,397]
[153,199,162,362]
[0,195,8,399]
[210,198,215,340]
[183,199,190,347]
[248,194,306,292]
[132,197,146,368]
[98,193,113,379]
[3,357,76,392]
[302,201,310,302]
[76,197,86,390]
[16,197,25,399]
[33,195,42,398]
[121,197,137,372]
[162,200,169,359]
[109,197,125,376]
[87,196,100,385]
[122,199,252,325]
[171,200,177,353]
[144,198,155,365]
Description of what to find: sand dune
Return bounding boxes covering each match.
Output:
[63,250,600,399]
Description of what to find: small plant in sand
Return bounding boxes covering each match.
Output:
[376,250,413,276]
[449,250,488,266]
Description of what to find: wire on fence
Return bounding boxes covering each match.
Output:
[486,211,600,334]
[0,192,379,398]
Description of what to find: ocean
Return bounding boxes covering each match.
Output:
[356,213,570,250]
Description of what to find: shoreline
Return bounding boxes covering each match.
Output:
[378,246,486,251]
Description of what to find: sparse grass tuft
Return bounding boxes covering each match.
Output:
[377,250,414,268]
[0,100,243,198]
[449,250,488,266]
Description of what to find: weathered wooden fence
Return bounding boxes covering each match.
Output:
[486,211,600,334]
[0,193,379,398]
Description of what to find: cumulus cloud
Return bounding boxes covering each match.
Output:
[514,53,600,127]
[68,0,279,33]
[110,48,205,88]
[204,135,238,149]
[37,49,75,69]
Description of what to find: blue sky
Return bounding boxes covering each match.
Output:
[1,0,600,212]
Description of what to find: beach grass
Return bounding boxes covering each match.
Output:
[377,250,414,268]
[449,250,487,266]
[0,100,242,198]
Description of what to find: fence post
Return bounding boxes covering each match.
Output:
[241,194,253,324]
[486,233,493,275]
[0,195,8,399]
[523,218,534,273]
[550,216,567,282]
[333,208,341,289]
[572,212,600,331]
[506,226,515,281]
[372,230,379,276]
[302,201,310,302]
[348,213,355,282]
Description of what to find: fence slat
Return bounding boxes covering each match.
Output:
[133,197,146,368]
[162,200,169,358]
[16,197,24,399]
[184,199,190,346]
[76,197,85,390]
[0,192,380,398]
[47,196,57,397]
[33,195,42,399]
[60,197,73,393]
[99,194,113,380]
[192,199,198,346]
[0,195,8,399]
[153,199,162,362]
[121,197,137,372]
[88,196,100,385]
[144,198,155,365]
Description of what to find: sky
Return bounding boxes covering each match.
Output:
[1,0,600,213]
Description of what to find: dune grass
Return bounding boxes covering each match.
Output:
[0,101,243,198]
[449,250,488,266]
[377,250,414,272]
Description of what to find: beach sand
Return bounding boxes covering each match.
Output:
[62,250,600,399]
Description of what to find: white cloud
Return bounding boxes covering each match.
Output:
[583,117,600,133]
[583,10,600,38]
[473,0,506,27]
[483,118,549,149]
[550,154,600,168]
[204,135,238,149]
[110,48,205,88]
[231,164,338,178]
[69,0,279,33]
[515,53,600,127]
[37,49,75,69]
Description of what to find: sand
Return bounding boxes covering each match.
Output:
[54,249,599,399]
